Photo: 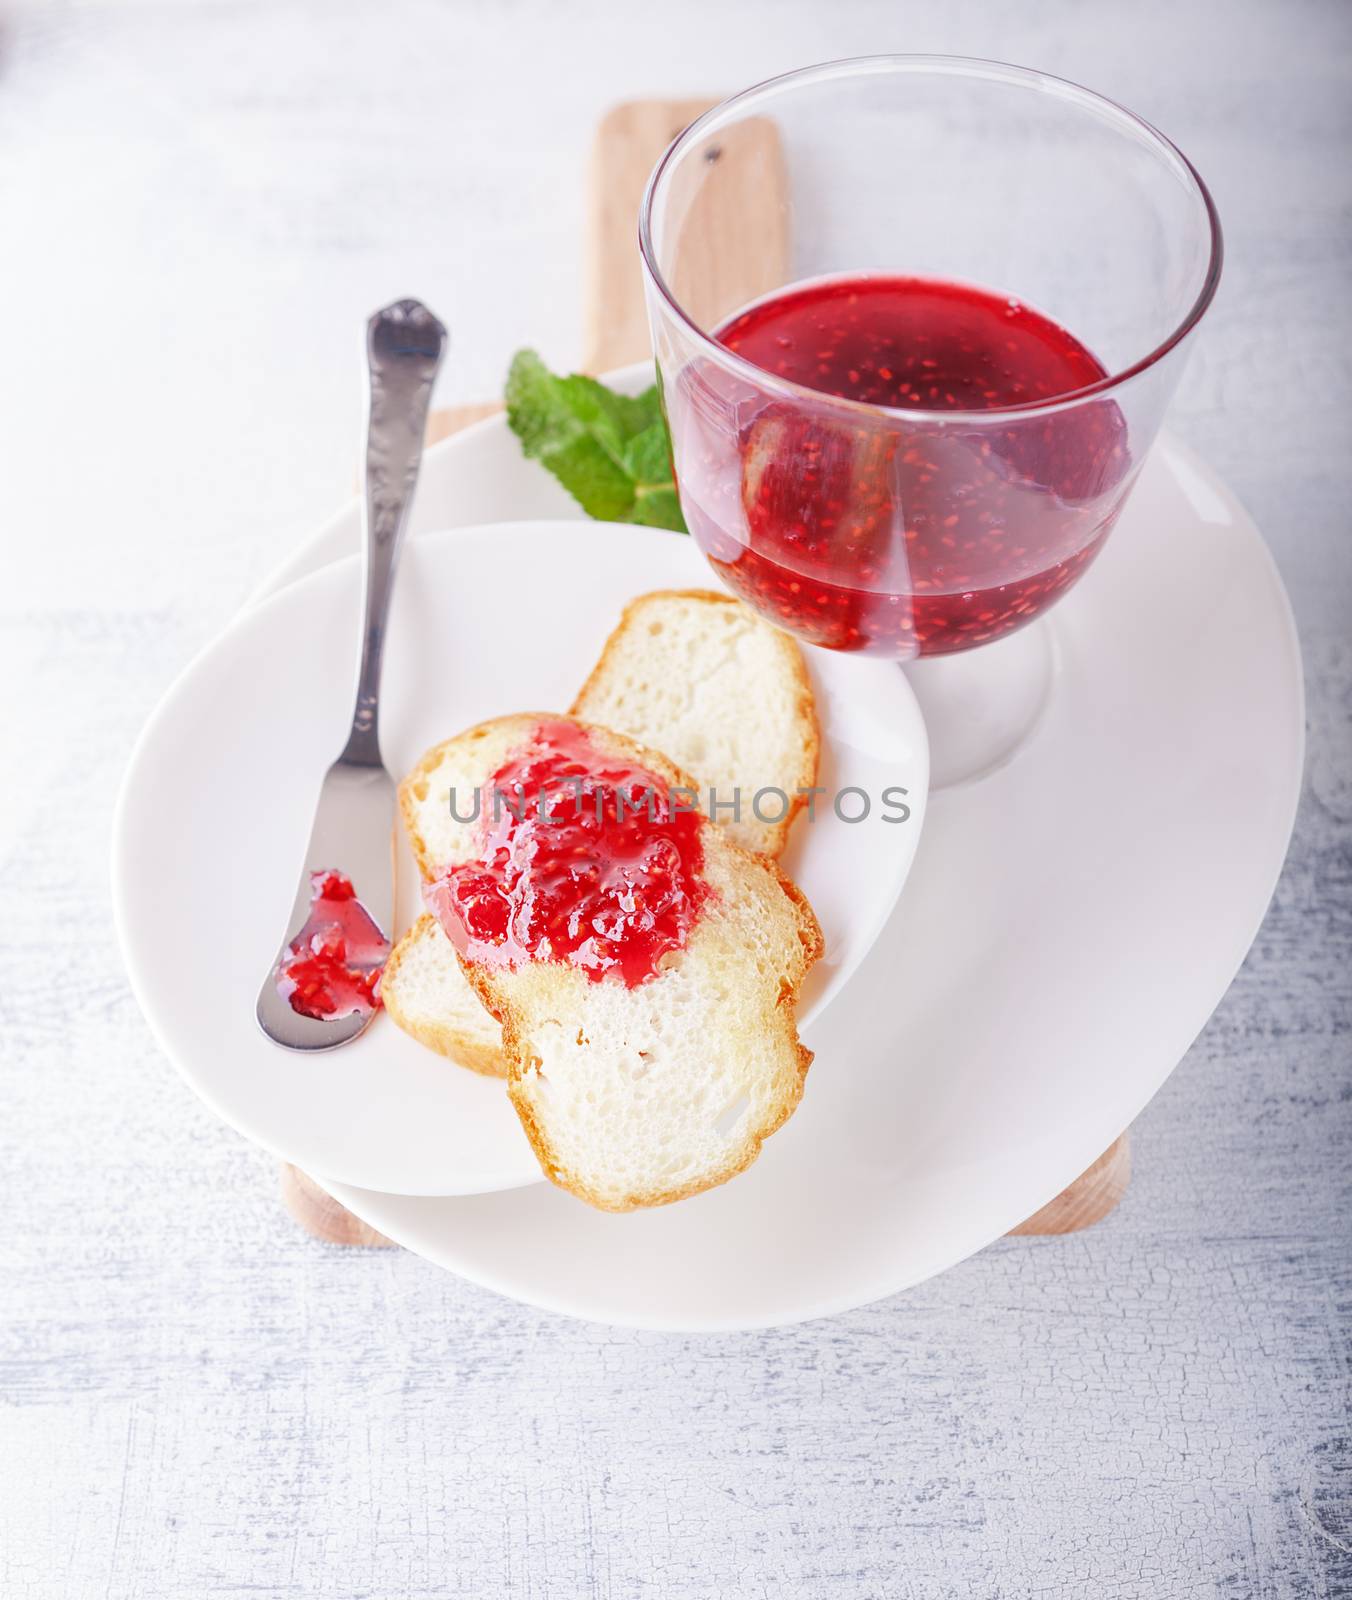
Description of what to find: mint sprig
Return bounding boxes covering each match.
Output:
[504,349,687,533]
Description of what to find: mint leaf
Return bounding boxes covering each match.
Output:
[505,349,686,533]
[556,374,656,451]
[622,421,674,486]
[630,484,686,531]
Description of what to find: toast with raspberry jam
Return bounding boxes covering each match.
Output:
[383,591,819,1078]
[393,712,823,1210]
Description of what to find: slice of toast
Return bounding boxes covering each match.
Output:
[380,912,504,1076]
[418,714,823,1210]
[384,591,820,1077]
[571,589,818,858]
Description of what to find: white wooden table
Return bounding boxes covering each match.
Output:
[3,3,1349,1594]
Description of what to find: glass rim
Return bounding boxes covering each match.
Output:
[638,53,1225,424]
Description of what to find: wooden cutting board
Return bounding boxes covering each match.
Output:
[283,98,1130,1248]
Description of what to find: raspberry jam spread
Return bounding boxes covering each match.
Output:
[275,870,389,1021]
[424,720,708,987]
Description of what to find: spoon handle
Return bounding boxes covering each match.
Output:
[341,298,448,767]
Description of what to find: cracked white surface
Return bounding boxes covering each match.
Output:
[1,1,1349,1595]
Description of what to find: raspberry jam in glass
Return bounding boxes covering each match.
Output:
[672,274,1131,657]
[424,720,708,988]
[275,870,389,1021]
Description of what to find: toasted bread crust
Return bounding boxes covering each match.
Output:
[569,588,820,859]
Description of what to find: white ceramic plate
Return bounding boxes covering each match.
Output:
[301,428,1302,1330]
[113,520,929,1195]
